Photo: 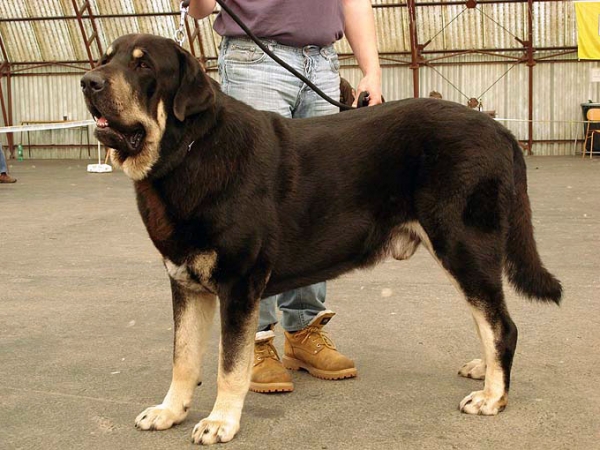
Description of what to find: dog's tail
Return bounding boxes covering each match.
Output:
[504,140,562,305]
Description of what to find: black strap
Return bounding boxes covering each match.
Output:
[214,0,363,111]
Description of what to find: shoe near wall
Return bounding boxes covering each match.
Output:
[250,330,294,393]
[282,311,357,380]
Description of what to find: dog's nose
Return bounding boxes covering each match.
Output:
[80,72,106,94]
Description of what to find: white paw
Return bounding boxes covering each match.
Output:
[459,390,507,416]
[135,404,186,431]
[191,417,239,445]
[458,358,486,380]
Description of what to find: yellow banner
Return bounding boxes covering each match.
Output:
[576,2,600,60]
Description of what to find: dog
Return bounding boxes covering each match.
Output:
[81,34,562,445]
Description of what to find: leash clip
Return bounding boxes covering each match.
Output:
[174,1,188,46]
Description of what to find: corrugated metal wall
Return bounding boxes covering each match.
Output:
[2,59,599,158]
[0,1,581,64]
[342,57,600,156]
[0,1,590,158]
[1,68,94,159]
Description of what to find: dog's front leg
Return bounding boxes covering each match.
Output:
[191,280,261,445]
[136,280,217,431]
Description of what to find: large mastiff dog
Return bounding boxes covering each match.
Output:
[81,34,561,445]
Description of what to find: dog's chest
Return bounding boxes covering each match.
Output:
[134,180,174,247]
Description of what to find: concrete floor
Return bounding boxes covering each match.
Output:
[0,157,598,450]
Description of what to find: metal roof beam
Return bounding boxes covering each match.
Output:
[0,12,181,23]
[407,0,422,98]
[185,17,209,68]
[373,0,567,6]
[70,0,103,68]
[3,49,579,69]
[526,0,535,154]
[0,1,568,22]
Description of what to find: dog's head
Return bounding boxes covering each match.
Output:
[81,34,215,180]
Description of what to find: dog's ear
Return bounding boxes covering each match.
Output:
[173,45,215,122]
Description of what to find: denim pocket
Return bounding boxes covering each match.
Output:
[223,43,267,64]
[320,47,340,74]
[220,41,269,93]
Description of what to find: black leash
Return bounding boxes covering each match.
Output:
[356,91,370,108]
[179,1,368,111]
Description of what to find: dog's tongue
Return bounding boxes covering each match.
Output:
[97,117,109,128]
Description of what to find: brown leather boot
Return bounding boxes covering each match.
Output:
[0,173,17,183]
[282,311,357,380]
[249,330,294,393]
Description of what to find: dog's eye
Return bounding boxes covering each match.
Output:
[138,61,150,70]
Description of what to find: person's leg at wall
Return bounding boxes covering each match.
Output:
[278,283,357,381]
[0,143,17,183]
[219,38,356,394]
[219,37,296,394]
[278,44,356,382]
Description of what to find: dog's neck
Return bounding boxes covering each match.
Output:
[148,104,220,180]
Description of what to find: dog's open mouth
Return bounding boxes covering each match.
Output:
[90,106,146,155]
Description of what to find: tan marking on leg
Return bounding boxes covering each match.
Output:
[191,308,259,444]
[192,251,218,280]
[164,252,218,294]
[135,291,217,431]
[459,307,508,415]
[405,222,507,413]
[164,259,188,284]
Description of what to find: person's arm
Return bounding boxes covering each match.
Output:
[342,0,382,106]
[186,0,217,20]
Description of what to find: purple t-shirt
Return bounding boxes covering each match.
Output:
[214,0,345,47]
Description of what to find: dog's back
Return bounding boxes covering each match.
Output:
[258,99,559,300]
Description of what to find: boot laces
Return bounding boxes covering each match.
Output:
[298,326,336,350]
[255,340,280,362]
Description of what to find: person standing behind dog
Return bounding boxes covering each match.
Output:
[188,0,382,394]
[0,142,17,183]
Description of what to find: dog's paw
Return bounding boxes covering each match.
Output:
[458,358,486,380]
[191,417,239,445]
[459,390,507,415]
[135,404,186,431]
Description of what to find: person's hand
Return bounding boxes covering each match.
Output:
[353,73,382,107]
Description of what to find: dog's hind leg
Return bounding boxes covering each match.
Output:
[410,222,517,415]
[458,298,517,415]
[136,281,217,431]
[191,275,264,445]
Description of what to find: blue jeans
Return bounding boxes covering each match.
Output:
[218,36,341,332]
[0,143,8,173]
